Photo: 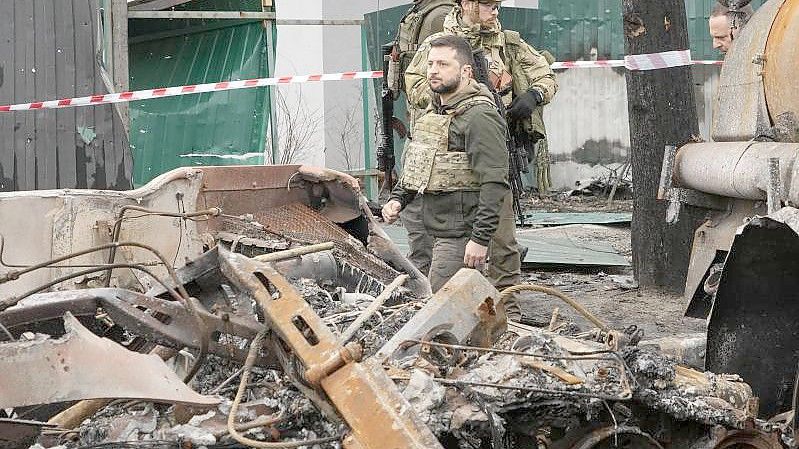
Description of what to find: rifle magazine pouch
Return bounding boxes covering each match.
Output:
[387,58,402,93]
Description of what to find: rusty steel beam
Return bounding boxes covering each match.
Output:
[218,249,443,449]
[376,268,506,362]
[0,313,219,409]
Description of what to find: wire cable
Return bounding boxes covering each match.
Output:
[103,205,220,288]
[500,283,609,332]
[227,328,342,448]
[0,320,14,341]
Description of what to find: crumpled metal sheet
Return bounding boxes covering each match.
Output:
[707,207,799,418]
[376,268,506,362]
[0,312,220,409]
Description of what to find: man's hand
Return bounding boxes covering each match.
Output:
[464,240,488,269]
[382,200,402,224]
[506,89,543,122]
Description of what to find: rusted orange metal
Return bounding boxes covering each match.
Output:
[218,249,443,449]
[764,0,799,126]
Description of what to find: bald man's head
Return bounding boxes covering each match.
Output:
[709,2,754,54]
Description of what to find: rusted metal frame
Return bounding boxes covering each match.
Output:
[0,313,219,409]
[1,263,185,313]
[218,249,443,449]
[0,288,276,367]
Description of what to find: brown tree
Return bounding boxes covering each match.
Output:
[622,0,707,291]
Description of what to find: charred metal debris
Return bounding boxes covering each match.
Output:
[0,165,786,449]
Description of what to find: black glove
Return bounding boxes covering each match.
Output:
[506,89,543,122]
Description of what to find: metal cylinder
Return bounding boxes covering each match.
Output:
[764,0,799,127]
[674,142,799,201]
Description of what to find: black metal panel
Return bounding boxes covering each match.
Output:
[0,0,132,192]
[706,217,799,418]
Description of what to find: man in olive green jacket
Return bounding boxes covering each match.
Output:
[382,35,514,293]
[388,0,457,278]
[399,0,557,297]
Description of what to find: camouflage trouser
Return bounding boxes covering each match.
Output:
[400,196,433,276]
[428,193,521,293]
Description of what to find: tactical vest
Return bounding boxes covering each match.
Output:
[398,96,494,193]
[389,0,456,93]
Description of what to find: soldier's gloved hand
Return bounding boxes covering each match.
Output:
[507,89,543,122]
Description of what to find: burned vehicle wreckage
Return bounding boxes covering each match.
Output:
[0,163,789,449]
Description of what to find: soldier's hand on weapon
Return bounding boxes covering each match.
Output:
[507,89,543,122]
[382,200,403,224]
[464,240,488,269]
[391,117,408,139]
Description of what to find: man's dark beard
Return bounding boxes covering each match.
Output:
[430,77,459,94]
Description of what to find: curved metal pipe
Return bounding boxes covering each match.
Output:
[674,142,799,202]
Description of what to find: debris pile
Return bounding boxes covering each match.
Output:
[0,165,785,449]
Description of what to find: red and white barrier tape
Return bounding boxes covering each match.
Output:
[552,50,722,70]
[551,59,722,70]
[0,70,384,112]
[0,51,723,112]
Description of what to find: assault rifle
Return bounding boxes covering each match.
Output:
[376,43,396,194]
[471,50,528,225]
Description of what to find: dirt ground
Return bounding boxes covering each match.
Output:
[513,195,706,340]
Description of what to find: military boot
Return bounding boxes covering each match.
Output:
[503,292,523,322]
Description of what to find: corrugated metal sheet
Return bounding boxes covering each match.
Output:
[0,0,132,192]
[364,0,769,65]
[128,0,273,186]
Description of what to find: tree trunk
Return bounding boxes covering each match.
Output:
[622,0,706,292]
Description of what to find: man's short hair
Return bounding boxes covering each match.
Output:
[428,35,476,68]
[711,2,754,26]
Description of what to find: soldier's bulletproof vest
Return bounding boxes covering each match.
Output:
[398,97,494,193]
[389,0,456,93]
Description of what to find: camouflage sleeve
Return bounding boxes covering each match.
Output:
[516,38,558,104]
[404,38,435,111]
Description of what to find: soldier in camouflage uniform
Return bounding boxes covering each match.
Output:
[387,0,457,277]
[383,34,511,293]
[402,0,557,298]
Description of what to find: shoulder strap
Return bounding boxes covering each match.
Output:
[451,96,496,116]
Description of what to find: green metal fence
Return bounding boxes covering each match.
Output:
[128,0,275,186]
[363,0,767,65]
